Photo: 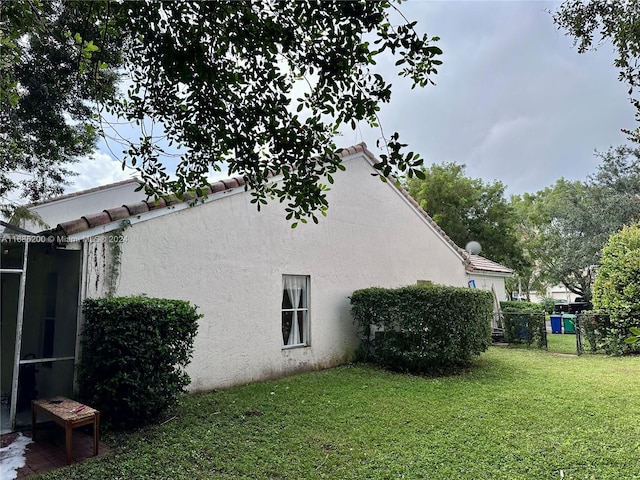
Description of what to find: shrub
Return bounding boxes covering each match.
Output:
[539,296,557,314]
[499,301,546,347]
[78,296,201,429]
[579,312,612,353]
[350,283,492,374]
[592,222,640,355]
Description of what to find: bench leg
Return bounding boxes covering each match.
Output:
[93,413,99,456]
[65,423,73,465]
[31,403,37,441]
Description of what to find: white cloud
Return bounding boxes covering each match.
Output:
[349,0,635,196]
[67,152,137,193]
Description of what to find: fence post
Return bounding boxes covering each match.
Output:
[575,314,583,356]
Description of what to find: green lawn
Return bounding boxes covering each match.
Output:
[546,332,580,355]
[38,348,640,480]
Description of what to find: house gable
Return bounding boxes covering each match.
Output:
[46,144,468,266]
[49,144,471,391]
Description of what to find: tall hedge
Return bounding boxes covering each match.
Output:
[592,222,640,355]
[78,297,201,429]
[350,284,492,374]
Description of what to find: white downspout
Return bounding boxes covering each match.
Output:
[72,240,90,393]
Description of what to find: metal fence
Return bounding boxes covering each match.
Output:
[495,312,613,355]
[575,312,612,355]
[492,312,548,349]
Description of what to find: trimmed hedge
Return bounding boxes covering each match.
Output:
[78,297,201,429]
[350,284,492,374]
[592,222,640,355]
[499,301,545,347]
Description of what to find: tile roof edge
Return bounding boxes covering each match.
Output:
[26,178,141,208]
[49,144,371,237]
[466,254,514,274]
[48,142,465,257]
[49,173,259,237]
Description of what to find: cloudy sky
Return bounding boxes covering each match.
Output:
[70,0,634,197]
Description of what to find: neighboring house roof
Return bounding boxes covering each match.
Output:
[42,143,468,261]
[22,178,144,232]
[26,178,141,208]
[466,254,513,276]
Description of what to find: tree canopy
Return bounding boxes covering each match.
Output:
[1,0,121,211]
[1,0,443,223]
[512,146,640,302]
[405,162,527,271]
[554,0,640,143]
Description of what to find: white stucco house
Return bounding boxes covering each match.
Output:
[466,254,513,302]
[529,285,579,304]
[2,143,486,431]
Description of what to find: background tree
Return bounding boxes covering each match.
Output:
[554,0,640,143]
[2,1,443,224]
[517,147,640,302]
[1,0,121,214]
[405,162,527,270]
[507,192,552,301]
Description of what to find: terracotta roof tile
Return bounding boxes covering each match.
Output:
[105,206,130,221]
[222,178,240,189]
[180,191,196,202]
[164,195,181,206]
[467,254,513,275]
[210,181,228,193]
[83,212,112,228]
[59,218,90,236]
[145,198,168,210]
[339,144,365,156]
[52,173,249,237]
[125,202,150,216]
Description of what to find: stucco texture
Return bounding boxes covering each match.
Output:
[89,153,468,391]
[467,273,508,301]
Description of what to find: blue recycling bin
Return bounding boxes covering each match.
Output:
[550,314,562,334]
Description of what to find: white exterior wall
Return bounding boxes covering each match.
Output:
[467,273,509,301]
[86,154,468,392]
[529,285,579,304]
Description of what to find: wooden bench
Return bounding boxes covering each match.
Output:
[32,396,100,465]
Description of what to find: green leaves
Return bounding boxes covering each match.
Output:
[350,284,493,374]
[626,326,640,344]
[4,1,443,222]
[554,1,640,144]
[405,162,526,271]
[593,222,640,354]
[79,297,201,429]
[506,146,640,303]
[1,0,121,206]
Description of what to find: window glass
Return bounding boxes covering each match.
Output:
[281,275,309,347]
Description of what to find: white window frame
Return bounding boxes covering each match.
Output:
[281,275,310,348]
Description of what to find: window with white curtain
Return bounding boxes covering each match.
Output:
[281,275,309,347]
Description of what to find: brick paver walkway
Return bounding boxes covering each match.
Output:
[1,426,110,478]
